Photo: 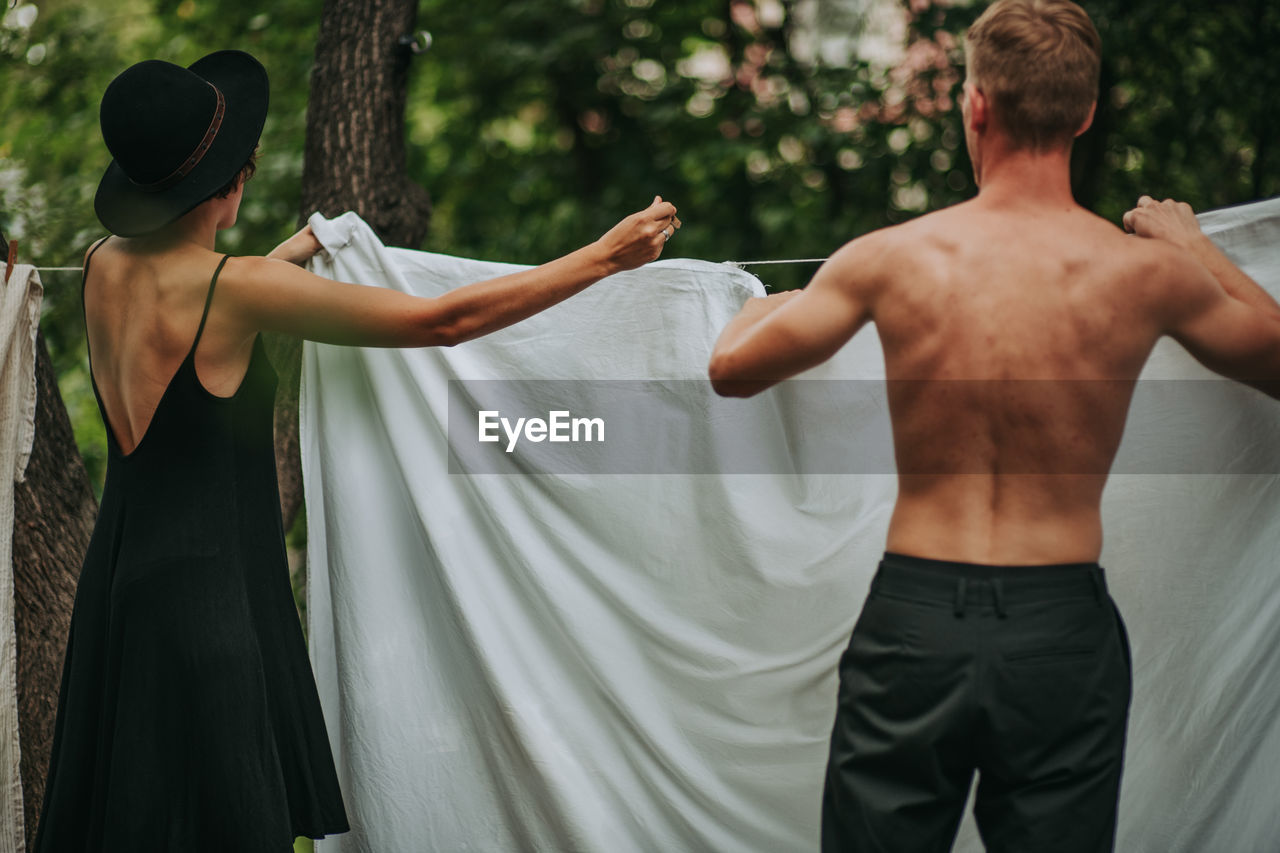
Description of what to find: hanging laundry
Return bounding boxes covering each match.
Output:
[302,200,1280,853]
[0,263,43,853]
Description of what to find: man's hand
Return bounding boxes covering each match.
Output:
[1122,196,1208,252]
[267,224,324,266]
[1124,194,1280,319]
[1126,196,1280,399]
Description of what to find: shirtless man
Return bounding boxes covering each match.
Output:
[707,1,1280,850]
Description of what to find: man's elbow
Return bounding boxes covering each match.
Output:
[708,352,736,396]
[710,377,750,397]
[708,353,765,397]
[1261,321,1280,400]
[1263,332,1280,400]
[1235,333,1280,401]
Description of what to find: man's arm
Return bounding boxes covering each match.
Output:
[1125,197,1280,399]
[708,235,882,397]
[1124,196,1280,317]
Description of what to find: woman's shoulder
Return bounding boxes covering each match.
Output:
[83,240,245,329]
[86,237,228,275]
[83,235,112,268]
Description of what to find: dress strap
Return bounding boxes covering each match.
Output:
[81,237,111,367]
[80,237,111,302]
[192,254,232,355]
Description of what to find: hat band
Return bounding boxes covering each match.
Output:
[132,82,227,193]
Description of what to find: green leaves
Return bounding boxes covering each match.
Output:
[3,0,1276,487]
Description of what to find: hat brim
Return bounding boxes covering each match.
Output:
[94,50,269,237]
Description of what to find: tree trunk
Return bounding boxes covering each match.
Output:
[270,0,433,531]
[12,331,97,851]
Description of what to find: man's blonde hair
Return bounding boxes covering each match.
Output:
[965,0,1101,150]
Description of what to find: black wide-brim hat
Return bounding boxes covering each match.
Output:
[95,50,269,237]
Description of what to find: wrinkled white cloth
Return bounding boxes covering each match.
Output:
[0,264,42,853]
[303,200,1280,853]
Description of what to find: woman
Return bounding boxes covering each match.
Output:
[35,50,679,852]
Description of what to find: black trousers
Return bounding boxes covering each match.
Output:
[822,552,1132,853]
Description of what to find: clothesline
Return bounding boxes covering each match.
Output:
[27,257,834,275]
[723,258,827,268]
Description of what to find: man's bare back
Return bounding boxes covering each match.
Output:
[710,189,1280,566]
[868,198,1176,563]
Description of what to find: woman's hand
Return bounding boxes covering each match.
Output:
[594,196,681,274]
[267,224,324,266]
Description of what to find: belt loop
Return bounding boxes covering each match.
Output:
[993,578,1007,619]
[953,577,967,618]
[1089,569,1104,605]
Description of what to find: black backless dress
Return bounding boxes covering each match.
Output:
[34,242,349,851]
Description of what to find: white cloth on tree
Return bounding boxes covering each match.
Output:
[0,264,43,853]
[302,200,1280,853]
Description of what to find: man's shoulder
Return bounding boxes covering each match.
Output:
[1104,226,1200,285]
[830,207,959,266]
[879,205,969,243]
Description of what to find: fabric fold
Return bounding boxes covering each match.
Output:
[1,264,43,853]
[303,201,1280,852]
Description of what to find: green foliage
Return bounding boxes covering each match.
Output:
[410,0,1278,284]
[411,0,951,292]
[1075,0,1280,218]
[1,0,1277,492]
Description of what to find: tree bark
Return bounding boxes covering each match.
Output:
[12,331,97,851]
[270,0,432,531]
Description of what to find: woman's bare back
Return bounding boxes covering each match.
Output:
[84,239,257,455]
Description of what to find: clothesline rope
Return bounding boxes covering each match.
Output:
[724,258,827,268]
[30,258,833,275]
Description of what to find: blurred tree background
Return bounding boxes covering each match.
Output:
[1,0,1277,488]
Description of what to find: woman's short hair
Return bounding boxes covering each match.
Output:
[207,146,259,201]
[965,0,1101,151]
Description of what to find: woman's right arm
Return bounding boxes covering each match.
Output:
[221,197,680,348]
